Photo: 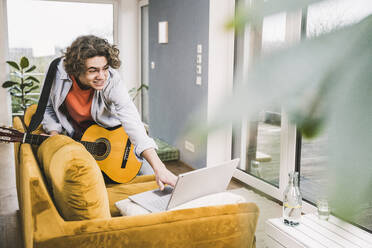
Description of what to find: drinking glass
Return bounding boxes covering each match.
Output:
[317,199,330,221]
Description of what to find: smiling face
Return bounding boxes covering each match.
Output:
[78,56,109,90]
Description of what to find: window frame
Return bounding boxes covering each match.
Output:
[137,0,149,120]
[232,0,317,214]
[0,0,11,125]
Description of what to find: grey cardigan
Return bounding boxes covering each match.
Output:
[41,60,157,160]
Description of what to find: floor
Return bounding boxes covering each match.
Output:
[0,143,282,248]
[0,143,21,248]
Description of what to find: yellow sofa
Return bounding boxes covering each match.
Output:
[13,110,259,248]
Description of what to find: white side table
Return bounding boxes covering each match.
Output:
[265,213,372,248]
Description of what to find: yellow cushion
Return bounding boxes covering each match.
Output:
[24,104,44,134]
[37,135,111,220]
[37,134,75,172]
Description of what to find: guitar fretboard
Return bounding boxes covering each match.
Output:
[24,133,49,146]
[25,133,105,156]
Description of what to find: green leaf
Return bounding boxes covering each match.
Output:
[12,92,22,97]
[25,86,39,94]
[2,81,18,88]
[128,87,136,94]
[139,84,149,90]
[6,61,20,71]
[20,57,29,69]
[12,94,23,99]
[11,86,21,93]
[200,17,372,132]
[25,76,40,83]
[24,82,33,87]
[25,65,36,73]
[25,98,37,104]
[189,15,372,221]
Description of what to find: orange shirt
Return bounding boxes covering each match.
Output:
[65,75,94,126]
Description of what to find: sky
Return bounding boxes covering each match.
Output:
[7,0,113,57]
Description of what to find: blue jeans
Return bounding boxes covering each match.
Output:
[138,159,155,175]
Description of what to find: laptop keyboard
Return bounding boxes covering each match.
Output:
[147,196,171,211]
[145,187,173,211]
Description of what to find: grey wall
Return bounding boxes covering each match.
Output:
[149,0,209,169]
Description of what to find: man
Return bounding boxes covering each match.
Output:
[42,35,177,190]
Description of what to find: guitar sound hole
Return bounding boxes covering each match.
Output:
[96,142,107,157]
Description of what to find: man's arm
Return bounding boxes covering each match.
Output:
[41,97,63,134]
[107,71,177,190]
[141,148,178,190]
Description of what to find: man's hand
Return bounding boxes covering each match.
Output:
[40,130,59,136]
[49,130,59,136]
[141,148,178,190]
[154,165,178,191]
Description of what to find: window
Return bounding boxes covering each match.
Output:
[299,0,372,232]
[246,13,287,188]
[234,0,372,233]
[233,0,293,201]
[7,0,113,114]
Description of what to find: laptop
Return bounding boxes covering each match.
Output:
[128,158,240,213]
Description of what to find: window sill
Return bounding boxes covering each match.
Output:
[265,213,372,248]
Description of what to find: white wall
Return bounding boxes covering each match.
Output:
[206,0,235,166]
[117,0,140,97]
[0,0,11,125]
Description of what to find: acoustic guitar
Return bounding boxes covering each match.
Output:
[0,124,141,183]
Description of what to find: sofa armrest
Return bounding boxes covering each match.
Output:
[39,203,259,248]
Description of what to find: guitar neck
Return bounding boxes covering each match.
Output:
[0,126,104,157]
[24,133,49,146]
[24,134,97,154]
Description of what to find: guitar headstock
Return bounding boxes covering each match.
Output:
[0,125,24,144]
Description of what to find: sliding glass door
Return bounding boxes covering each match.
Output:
[233,0,298,201]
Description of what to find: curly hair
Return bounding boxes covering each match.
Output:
[63,35,121,77]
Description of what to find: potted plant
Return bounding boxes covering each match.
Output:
[2,56,40,115]
[129,83,149,102]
